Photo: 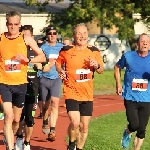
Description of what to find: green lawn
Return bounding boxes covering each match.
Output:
[84,111,150,150]
[93,70,125,92]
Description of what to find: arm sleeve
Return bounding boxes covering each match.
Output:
[117,54,126,69]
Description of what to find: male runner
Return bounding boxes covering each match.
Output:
[56,23,104,150]
[0,11,46,150]
[38,25,63,141]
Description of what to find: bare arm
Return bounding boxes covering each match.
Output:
[34,61,55,72]
[93,51,104,74]
[56,62,64,73]
[114,63,122,95]
[24,35,46,63]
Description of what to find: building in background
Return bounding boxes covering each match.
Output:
[0,1,149,69]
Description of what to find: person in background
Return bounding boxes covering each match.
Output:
[62,37,72,108]
[63,37,72,46]
[38,25,63,142]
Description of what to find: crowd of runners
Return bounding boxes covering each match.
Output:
[1,10,150,150]
[0,10,104,150]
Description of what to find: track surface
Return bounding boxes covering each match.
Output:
[0,94,125,150]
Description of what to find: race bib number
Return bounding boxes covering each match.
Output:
[49,54,58,64]
[5,60,21,72]
[132,79,148,91]
[75,69,91,82]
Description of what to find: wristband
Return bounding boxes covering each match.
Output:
[96,64,100,70]
[28,58,31,63]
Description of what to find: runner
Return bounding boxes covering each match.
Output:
[36,37,46,119]
[15,25,40,150]
[62,37,72,108]
[0,11,46,150]
[56,23,104,150]
[38,25,63,141]
[114,33,150,150]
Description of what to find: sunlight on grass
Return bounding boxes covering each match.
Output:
[84,111,150,150]
[94,70,125,91]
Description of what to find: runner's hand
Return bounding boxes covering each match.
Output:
[89,58,98,69]
[58,70,67,80]
[34,63,42,70]
[16,54,28,62]
[116,86,123,95]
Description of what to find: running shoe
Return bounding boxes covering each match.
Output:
[15,137,24,150]
[121,129,131,149]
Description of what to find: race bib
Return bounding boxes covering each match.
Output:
[75,69,91,82]
[132,78,148,91]
[5,60,21,72]
[49,54,58,64]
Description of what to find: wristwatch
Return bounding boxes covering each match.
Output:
[28,58,31,63]
[96,64,100,70]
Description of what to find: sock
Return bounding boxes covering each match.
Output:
[24,140,30,146]
[50,127,55,132]
[68,140,76,148]
[76,148,82,150]
[43,118,48,125]
[16,134,23,139]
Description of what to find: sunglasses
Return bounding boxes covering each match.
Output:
[47,32,57,35]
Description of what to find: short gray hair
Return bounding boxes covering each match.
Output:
[73,23,88,35]
[6,11,21,22]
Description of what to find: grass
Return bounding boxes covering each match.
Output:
[83,111,150,150]
[93,70,125,92]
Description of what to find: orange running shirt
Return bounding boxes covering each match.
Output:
[0,33,28,85]
[56,45,104,101]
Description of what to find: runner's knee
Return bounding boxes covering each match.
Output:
[128,123,139,132]
[71,121,80,129]
[5,114,14,122]
[80,123,89,133]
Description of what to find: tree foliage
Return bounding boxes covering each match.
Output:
[24,0,150,49]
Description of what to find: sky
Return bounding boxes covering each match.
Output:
[0,0,70,2]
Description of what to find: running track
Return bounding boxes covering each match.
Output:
[0,94,125,150]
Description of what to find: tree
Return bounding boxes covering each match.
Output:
[24,0,150,50]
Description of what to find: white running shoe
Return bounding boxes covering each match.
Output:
[15,137,23,150]
[23,144,30,150]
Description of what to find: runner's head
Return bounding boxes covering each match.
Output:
[20,25,34,37]
[6,11,21,36]
[63,37,72,45]
[45,25,58,44]
[137,33,150,53]
[73,23,88,47]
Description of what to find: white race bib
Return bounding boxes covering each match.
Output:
[5,60,21,72]
[49,54,58,64]
[132,78,148,91]
[75,69,91,82]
